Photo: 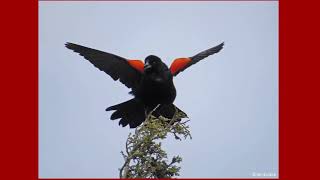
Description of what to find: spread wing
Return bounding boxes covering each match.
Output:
[65,42,144,89]
[170,42,224,76]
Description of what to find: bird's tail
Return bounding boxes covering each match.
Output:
[153,104,188,122]
[106,99,146,128]
[106,100,188,128]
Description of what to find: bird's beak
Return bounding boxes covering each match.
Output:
[144,62,152,72]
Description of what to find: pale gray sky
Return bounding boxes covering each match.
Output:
[39,1,278,178]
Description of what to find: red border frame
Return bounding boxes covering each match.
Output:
[3,0,319,179]
[1,0,38,179]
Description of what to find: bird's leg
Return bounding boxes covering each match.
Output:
[144,108,148,118]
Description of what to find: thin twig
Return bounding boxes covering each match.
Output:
[166,106,179,129]
[146,104,161,121]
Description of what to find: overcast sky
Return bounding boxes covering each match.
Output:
[39,1,278,178]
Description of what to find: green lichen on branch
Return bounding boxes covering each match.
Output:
[119,107,191,178]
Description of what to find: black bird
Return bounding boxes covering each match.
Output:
[65,42,224,128]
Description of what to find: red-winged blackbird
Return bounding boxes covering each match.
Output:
[65,42,224,128]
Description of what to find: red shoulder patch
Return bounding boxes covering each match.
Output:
[170,58,191,75]
[128,60,144,73]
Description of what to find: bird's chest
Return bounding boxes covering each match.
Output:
[138,73,176,105]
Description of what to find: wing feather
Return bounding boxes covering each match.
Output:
[65,42,143,89]
[170,42,224,76]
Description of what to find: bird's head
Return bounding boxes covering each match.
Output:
[144,55,163,73]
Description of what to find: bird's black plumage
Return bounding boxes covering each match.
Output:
[65,42,224,128]
[65,43,142,89]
